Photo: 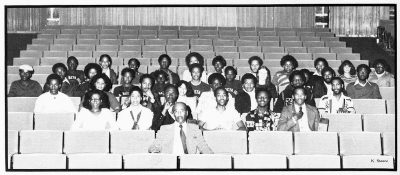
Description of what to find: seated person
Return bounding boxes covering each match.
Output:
[126,58,144,85]
[273,70,316,113]
[368,59,395,87]
[151,70,169,102]
[318,77,355,114]
[247,56,263,77]
[117,86,154,130]
[152,84,193,131]
[300,69,315,92]
[235,73,258,114]
[197,73,235,116]
[313,66,336,98]
[224,66,241,98]
[86,73,121,112]
[43,63,78,97]
[277,87,320,132]
[257,66,278,99]
[182,52,207,82]
[338,60,357,88]
[188,63,211,98]
[98,54,118,84]
[271,55,298,93]
[66,56,85,85]
[176,80,197,118]
[139,74,161,112]
[199,87,245,131]
[206,55,227,78]
[148,102,213,154]
[113,68,137,97]
[151,54,180,85]
[245,87,279,131]
[73,63,102,97]
[71,89,118,131]
[312,57,329,79]
[346,64,382,99]
[34,74,76,113]
[8,64,42,97]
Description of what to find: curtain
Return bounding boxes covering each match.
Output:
[7,8,47,32]
[329,6,390,36]
[58,7,316,28]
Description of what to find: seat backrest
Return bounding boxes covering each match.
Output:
[382,132,395,157]
[321,114,363,132]
[248,131,293,155]
[363,114,395,132]
[8,97,37,112]
[64,130,109,154]
[19,130,63,153]
[8,112,34,130]
[379,87,394,99]
[386,99,395,114]
[8,130,18,155]
[110,130,155,154]
[339,132,381,155]
[203,131,247,154]
[34,112,75,130]
[294,132,338,155]
[352,99,386,114]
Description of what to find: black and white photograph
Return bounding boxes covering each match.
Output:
[3,2,398,173]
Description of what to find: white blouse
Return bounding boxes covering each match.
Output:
[116,105,154,130]
[71,108,118,131]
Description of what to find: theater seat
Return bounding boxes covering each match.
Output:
[382,132,395,158]
[8,112,33,130]
[12,154,67,169]
[288,155,340,169]
[386,100,395,114]
[64,131,109,154]
[19,130,63,154]
[123,154,177,169]
[180,154,231,169]
[294,132,338,155]
[248,131,293,155]
[110,130,155,154]
[8,97,37,112]
[339,132,381,156]
[203,131,247,154]
[34,113,75,130]
[342,155,394,169]
[67,153,122,169]
[352,99,386,114]
[363,114,395,132]
[8,130,18,155]
[233,154,287,169]
[321,114,362,132]
[379,87,394,99]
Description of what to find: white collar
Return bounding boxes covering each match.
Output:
[375,71,385,78]
[354,79,371,87]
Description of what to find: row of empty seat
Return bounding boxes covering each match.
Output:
[8,111,395,132]
[8,130,395,169]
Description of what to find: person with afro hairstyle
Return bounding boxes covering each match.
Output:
[126,58,144,85]
[43,63,78,97]
[113,68,138,97]
[73,63,102,97]
[151,54,180,85]
[139,74,161,112]
[182,52,208,83]
[84,73,121,112]
[224,66,242,98]
[273,70,315,113]
[66,56,85,85]
[197,73,235,118]
[34,74,77,113]
[368,59,395,87]
[71,89,118,131]
[235,73,258,115]
[299,69,315,93]
[188,63,211,98]
[98,54,118,84]
[338,60,357,88]
[248,56,263,77]
[311,57,329,83]
[346,64,382,99]
[152,69,170,103]
[271,55,298,93]
[206,55,227,79]
[313,66,336,98]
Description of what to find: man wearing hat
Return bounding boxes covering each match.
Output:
[8,64,42,97]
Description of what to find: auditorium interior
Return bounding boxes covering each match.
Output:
[5,6,397,171]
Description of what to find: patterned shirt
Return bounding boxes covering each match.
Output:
[245,109,279,131]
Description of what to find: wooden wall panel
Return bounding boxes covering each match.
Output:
[7,8,47,32]
[329,6,390,36]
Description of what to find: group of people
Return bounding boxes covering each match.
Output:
[8,52,394,154]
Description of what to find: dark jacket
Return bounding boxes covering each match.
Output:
[273,85,315,113]
[151,104,193,131]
